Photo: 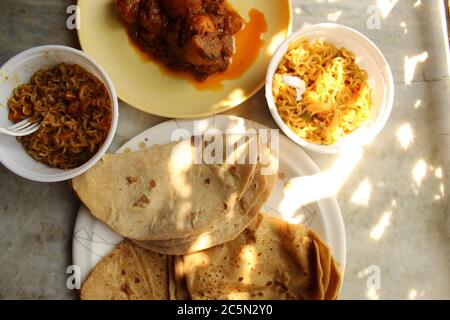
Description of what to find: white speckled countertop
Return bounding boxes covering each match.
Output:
[0,0,449,300]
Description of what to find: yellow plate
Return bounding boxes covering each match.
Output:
[77,0,292,118]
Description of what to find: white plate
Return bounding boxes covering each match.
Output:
[72,115,346,285]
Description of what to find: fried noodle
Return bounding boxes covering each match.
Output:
[7,63,112,169]
[273,40,372,145]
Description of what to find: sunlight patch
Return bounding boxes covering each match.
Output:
[412,159,427,187]
[435,167,443,179]
[409,289,417,300]
[351,178,372,206]
[414,100,422,109]
[404,52,429,84]
[376,0,399,18]
[366,288,380,300]
[370,211,392,241]
[327,11,342,22]
[396,123,415,150]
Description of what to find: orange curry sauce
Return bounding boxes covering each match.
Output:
[129,8,268,91]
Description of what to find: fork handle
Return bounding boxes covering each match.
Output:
[0,127,30,137]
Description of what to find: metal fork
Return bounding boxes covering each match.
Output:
[0,119,41,137]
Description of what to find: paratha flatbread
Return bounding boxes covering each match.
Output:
[179,213,342,300]
[80,240,170,300]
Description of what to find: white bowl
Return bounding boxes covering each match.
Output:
[0,45,119,182]
[265,23,394,154]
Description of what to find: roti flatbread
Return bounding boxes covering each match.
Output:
[135,170,276,255]
[81,214,342,300]
[80,240,170,300]
[72,139,257,241]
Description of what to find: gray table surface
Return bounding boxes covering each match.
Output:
[1,0,449,300]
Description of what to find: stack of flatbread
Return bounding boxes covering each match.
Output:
[74,138,342,300]
[72,138,276,254]
[81,213,342,300]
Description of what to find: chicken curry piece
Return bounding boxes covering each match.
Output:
[115,0,245,81]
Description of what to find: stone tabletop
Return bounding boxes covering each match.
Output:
[0,0,449,300]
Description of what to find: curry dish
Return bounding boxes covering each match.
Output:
[115,0,245,80]
[8,63,112,169]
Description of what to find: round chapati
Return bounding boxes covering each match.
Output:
[72,139,257,241]
[136,172,276,255]
[81,240,170,300]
